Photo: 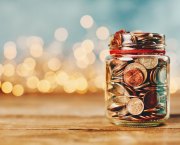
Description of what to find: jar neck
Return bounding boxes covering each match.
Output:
[109,47,166,55]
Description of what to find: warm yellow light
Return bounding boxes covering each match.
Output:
[37,80,51,93]
[76,59,89,69]
[87,52,96,65]
[96,26,109,40]
[0,64,4,76]
[23,57,36,70]
[94,76,104,89]
[30,44,43,58]
[16,63,31,77]
[63,80,76,93]
[170,78,178,94]
[26,76,39,89]
[1,81,13,94]
[99,49,109,62]
[54,27,68,42]
[12,84,24,96]
[48,57,61,71]
[80,15,94,29]
[3,41,17,60]
[81,39,94,53]
[74,47,86,60]
[3,63,15,77]
[56,71,69,85]
[76,77,88,91]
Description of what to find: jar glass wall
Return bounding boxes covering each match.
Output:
[105,54,170,127]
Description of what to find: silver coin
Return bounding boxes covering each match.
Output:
[127,98,144,115]
[138,57,158,69]
[158,66,167,84]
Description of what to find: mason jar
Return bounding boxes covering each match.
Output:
[105,30,170,127]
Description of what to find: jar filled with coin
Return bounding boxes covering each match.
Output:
[105,29,170,127]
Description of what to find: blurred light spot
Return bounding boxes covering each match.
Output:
[24,57,36,70]
[54,27,68,42]
[26,36,44,47]
[16,63,32,77]
[87,52,96,64]
[30,44,43,58]
[76,59,89,69]
[1,81,13,94]
[74,47,86,60]
[170,78,178,94]
[0,64,4,76]
[63,80,76,93]
[12,84,24,96]
[99,49,109,62]
[94,76,104,89]
[96,26,109,40]
[3,63,15,77]
[81,39,94,53]
[38,80,51,93]
[56,71,69,85]
[80,15,94,29]
[48,57,61,71]
[76,77,88,91]
[27,76,39,89]
[3,41,17,60]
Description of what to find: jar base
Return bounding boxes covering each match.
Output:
[110,119,165,127]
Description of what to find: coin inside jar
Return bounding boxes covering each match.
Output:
[158,66,167,84]
[124,63,147,85]
[138,57,158,69]
[124,68,144,87]
[127,98,144,115]
[144,91,158,109]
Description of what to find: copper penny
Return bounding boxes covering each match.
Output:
[124,63,147,85]
[144,91,158,109]
[124,68,144,87]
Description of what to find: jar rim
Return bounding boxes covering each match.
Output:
[109,30,166,54]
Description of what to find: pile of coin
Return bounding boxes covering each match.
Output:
[106,56,168,122]
[109,30,165,49]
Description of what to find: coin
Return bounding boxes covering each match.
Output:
[144,91,158,109]
[109,59,123,70]
[124,63,147,85]
[138,57,158,69]
[124,68,144,87]
[108,103,126,112]
[127,98,144,115]
[108,83,125,95]
[158,66,167,84]
[112,95,130,104]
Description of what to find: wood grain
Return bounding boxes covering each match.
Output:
[0,93,179,145]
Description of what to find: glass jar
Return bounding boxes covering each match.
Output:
[105,30,170,127]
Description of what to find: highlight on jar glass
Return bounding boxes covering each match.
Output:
[105,29,170,127]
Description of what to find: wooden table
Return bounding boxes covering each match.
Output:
[0,93,179,145]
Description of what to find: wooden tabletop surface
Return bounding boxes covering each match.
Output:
[0,93,179,145]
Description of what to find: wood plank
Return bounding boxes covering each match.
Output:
[0,94,179,145]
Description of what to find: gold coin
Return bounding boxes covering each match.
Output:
[124,63,147,84]
[138,57,158,69]
[127,98,144,115]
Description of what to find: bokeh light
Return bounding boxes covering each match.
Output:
[80,15,94,29]
[54,27,68,42]
[3,41,17,60]
[12,84,24,96]
[96,26,110,40]
[1,82,13,94]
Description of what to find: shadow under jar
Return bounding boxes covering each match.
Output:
[105,30,170,127]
